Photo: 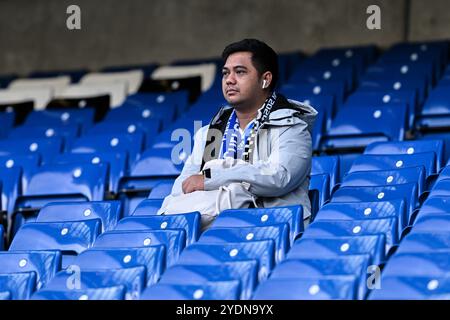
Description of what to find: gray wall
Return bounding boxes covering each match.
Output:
[0,0,449,76]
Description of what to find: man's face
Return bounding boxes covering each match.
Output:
[222,52,262,108]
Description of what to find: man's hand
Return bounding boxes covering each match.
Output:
[182,174,205,194]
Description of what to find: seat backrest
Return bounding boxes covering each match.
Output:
[37,201,122,232]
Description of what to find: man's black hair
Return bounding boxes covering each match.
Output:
[222,39,279,91]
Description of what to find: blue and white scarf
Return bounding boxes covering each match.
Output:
[220,91,277,162]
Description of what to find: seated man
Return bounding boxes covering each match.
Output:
[161,38,317,226]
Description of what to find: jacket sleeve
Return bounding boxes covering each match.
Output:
[203,124,312,197]
[170,125,208,196]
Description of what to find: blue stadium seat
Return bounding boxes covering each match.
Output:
[0,137,63,165]
[0,226,3,251]
[0,154,40,194]
[312,156,340,189]
[396,231,450,254]
[321,104,407,151]
[364,61,434,87]
[364,140,444,172]
[289,65,354,93]
[86,119,161,149]
[43,266,146,300]
[368,275,450,300]
[159,261,258,300]
[309,174,330,218]
[52,152,127,194]
[381,251,450,278]
[15,163,108,213]
[340,167,426,196]
[115,212,201,246]
[93,230,185,267]
[416,196,450,215]
[0,111,15,138]
[140,281,240,300]
[428,179,450,197]
[419,87,450,130]
[315,200,407,235]
[252,276,358,300]
[119,148,184,215]
[126,91,190,116]
[73,247,165,286]
[211,206,303,245]
[0,167,21,216]
[131,199,164,216]
[269,255,370,300]
[24,109,95,134]
[69,133,144,164]
[177,240,275,282]
[8,125,79,142]
[0,272,36,300]
[198,224,289,263]
[36,201,122,232]
[302,218,399,256]
[31,286,126,300]
[281,82,345,106]
[348,153,436,177]
[104,103,175,130]
[0,250,61,290]
[147,181,174,199]
[411,214,450,232]
[9,220,101,268]
[0,291,10,300]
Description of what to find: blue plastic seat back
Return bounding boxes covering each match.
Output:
[10,219,101,257]
[0,291,10,300]
[312,156,340,188]
[126,91,190,116]
[303,218,399,255]
[0,154,40,194]
[0,112,15,138]
[131,199,164,216]
[421,87,450,117]
[315,200,407,234]
[309,174,330,214]
[128,147,184,178]
[52,152,127,194]
[140,281,240,300]
[349,152,436,177]
[147,181,173,199]
[212,206,303,245]
[177,240,275,283]
[160,261,258,300]
[9,125,79,141]
[340,167,426,196]
[368,275,450,300]
[74,247,165,286]
[346,90,417,120]
[0,137,63,165]
[69,133,144,164]
[104,104,176,129]
[0,250,61,290]
[412,214,450,233]
[24,109,95,131]
[429,179,450,198]
[36,201,122,232]
[86,119,160,149]
[31,286,126,300]
[93,230,185,267]
[20,163,108,208]
[45,266,146,300]
[289,65,354,93]
[419,196,450,215]
[382,251,450,278]
[364,140,444,172]
[0,272,36,300]
[198,224,289,263]
[323,104,407,150]
[0,226,3,251]
[115,212,201,246]
[270,255,370,300]
[0,167,21,215]
[331,183,419,224]
[281,82,345,106]
[252,276,358,300]
[396,231,450,254]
